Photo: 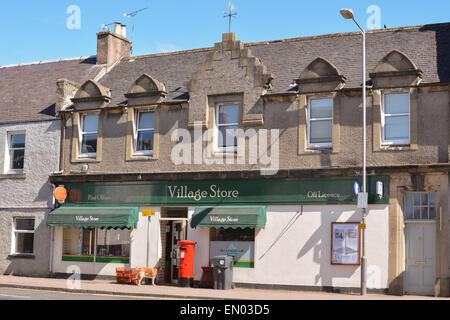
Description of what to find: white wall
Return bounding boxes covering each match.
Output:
[189,205,389,290]
[188,207,210,281]
[0,120,60,276]
[0,120,61,208]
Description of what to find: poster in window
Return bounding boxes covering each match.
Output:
[331,223,361,265]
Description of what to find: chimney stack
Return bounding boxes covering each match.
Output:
[96,23,131,68]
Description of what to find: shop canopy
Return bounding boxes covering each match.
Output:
[47,206,139,229]
[191,206,266,229]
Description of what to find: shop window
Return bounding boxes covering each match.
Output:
[79,114,99,157]
[210,228,255,241]
[12,218,34,255]
[81,228,96,256]
[307,97,333,148]
[134,111,154,155]
[382,93,410,145]
[63,227,95,259]
[209,228,255,268]
[62,227,130,263]
[96,228,131,259]
[404,192,436,221]
[216,104,239,152]
[5,132,26,173]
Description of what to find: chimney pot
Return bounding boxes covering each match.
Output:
[114,22,124,36]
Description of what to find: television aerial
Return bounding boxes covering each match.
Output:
[124,7,149,54]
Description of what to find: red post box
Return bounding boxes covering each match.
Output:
[178,240,197,287]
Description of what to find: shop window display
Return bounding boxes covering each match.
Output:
[62,227,131,263]
[209,228,255,268]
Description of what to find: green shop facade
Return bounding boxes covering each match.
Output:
[48,176,390,290]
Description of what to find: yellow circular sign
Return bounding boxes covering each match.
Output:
[54,186,68,202]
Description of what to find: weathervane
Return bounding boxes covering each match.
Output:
[223,2,237,33]
[124,7,148,54]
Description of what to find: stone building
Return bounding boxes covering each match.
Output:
[0,24,130,276]
[47,23,450,296]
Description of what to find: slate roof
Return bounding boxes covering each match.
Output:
[99,23,450,107]
[0,57,104,124]
[1,23,449,123]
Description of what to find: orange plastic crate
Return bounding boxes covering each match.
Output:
[116,268,139,285]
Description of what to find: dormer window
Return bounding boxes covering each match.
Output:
[382,93,410,145]
[79,114,99,157]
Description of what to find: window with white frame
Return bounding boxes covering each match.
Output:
[307,98,333,148]
[134,111,154,155]
[5,132,26,173]
[79,114,99,157]
[12,218,35,255]
[404,192,436,221]
[216,104,239,152]
[382,93,410,145]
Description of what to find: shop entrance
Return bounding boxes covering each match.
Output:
[160,208,188,284]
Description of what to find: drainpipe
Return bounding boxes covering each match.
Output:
[59,114,66,172]
[49,226,55,275]
[146,215,151,268]
[49,184,56,275]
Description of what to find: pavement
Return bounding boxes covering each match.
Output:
[0,275,447,300]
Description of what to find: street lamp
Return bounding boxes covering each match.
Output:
[340,8,368,296]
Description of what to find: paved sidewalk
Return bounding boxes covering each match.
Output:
[0,275,446,300]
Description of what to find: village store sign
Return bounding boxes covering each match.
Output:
[61,176,389,206]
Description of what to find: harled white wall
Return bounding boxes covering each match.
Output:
[189,205,389,290]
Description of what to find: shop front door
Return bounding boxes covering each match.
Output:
[170,221,186,284]
[405,222,436,295]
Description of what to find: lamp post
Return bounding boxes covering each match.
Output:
[340,8,368,296]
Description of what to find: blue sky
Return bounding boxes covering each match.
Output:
[1,0,449,66]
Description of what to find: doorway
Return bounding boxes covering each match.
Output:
[160,208,188,284]
[405,222,436,295]
[403,192,437,295]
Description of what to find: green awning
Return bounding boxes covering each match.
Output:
[191,206,266,229]
[47,206,139,229]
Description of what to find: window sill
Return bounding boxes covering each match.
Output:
[0,173,26,180]
[212,151,239,157]
[301,147,334,155]
[127,154,158,162]
[377,144,418,151]
[233,261,254,268]
[71,157,101,163]
[62,255,130,264]
[8,254,35,260]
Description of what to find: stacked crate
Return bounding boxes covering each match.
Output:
[116,267,139,285]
